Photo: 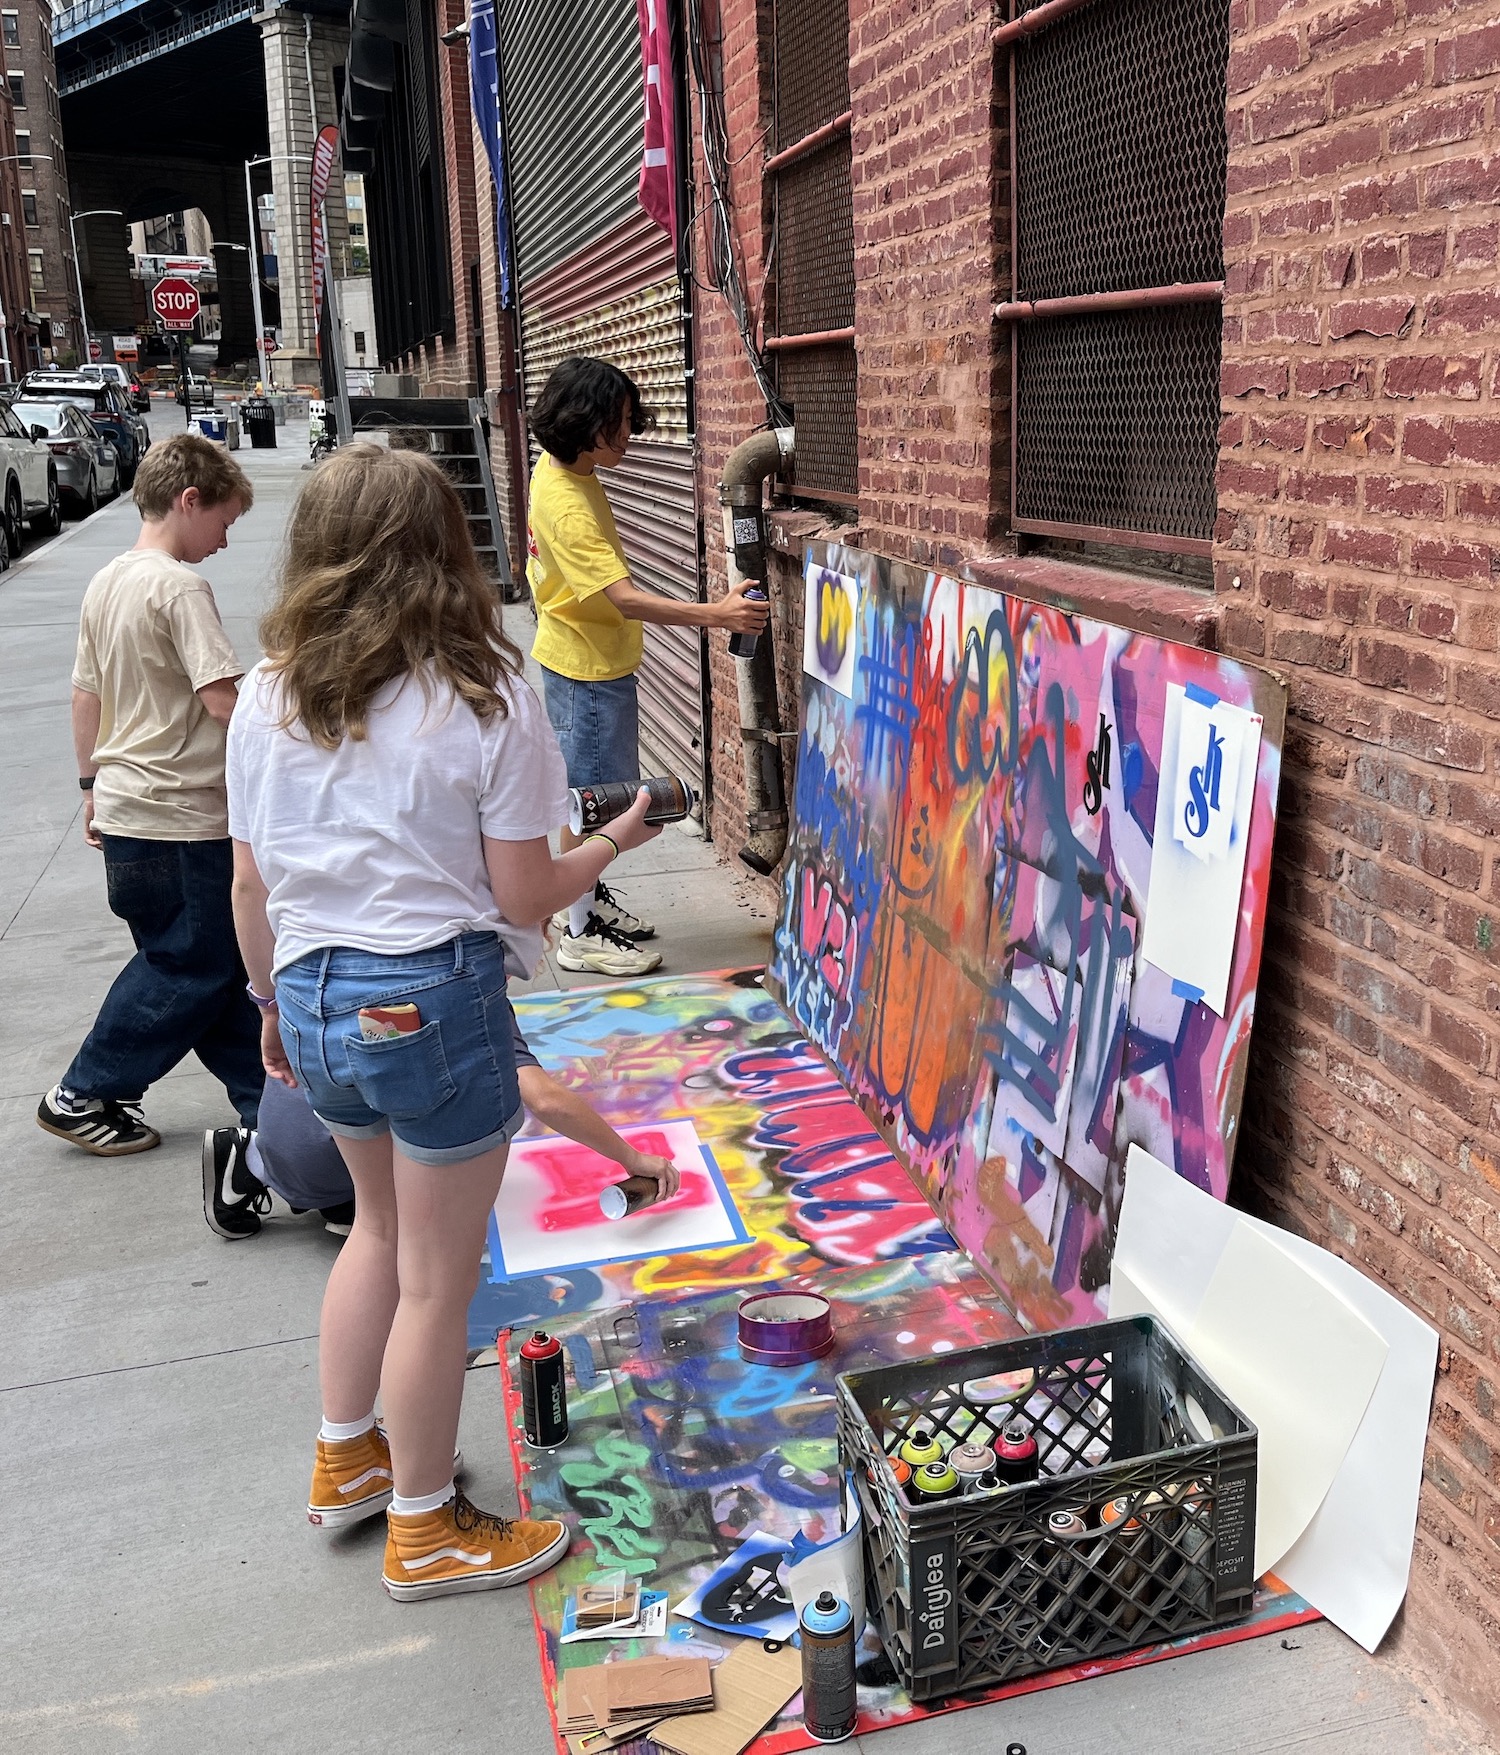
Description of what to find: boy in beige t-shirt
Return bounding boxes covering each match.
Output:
[37,432,261,1158]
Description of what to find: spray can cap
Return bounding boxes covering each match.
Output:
[520,1330,560,1359]
[800,1589,852,1634]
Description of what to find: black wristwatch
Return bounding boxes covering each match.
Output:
[79,776,95,791]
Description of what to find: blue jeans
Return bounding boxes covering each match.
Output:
[539,666,641,789]
[63,835,264,1124]
[274,933,524,1167]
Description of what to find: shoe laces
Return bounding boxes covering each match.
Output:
[246,1185,273,1219]
[581,911,640,954]
[453,1491,514,1541]
[594,878,627,913]
[107,1099,149,1130]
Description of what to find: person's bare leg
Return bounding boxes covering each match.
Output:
[381,1141,508,1497]
[317,1133,399,1424]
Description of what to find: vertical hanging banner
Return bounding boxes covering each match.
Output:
[469,0,514,306]
[635,0,679,246]
[309,123,341,345]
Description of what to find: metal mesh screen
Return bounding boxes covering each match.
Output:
[776,346,859,499]
[1014,302,1222,543]
[775,149,856,336]
[1014,0,1229,300]
[773,0,850,147]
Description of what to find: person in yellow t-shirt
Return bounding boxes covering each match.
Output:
[527,356,767,978]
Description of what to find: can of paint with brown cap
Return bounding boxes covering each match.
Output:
[567,774,695,835]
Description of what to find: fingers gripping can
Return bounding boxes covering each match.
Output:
[567,775,695,835]
[519,1330,568,1448]
[799,1590,857,1744]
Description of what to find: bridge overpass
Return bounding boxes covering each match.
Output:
[55,0,350,380]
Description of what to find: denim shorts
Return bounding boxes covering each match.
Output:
[539,666,640,790]
[273,933,523,1167]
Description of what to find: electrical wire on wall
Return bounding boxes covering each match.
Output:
[686,0,791,428]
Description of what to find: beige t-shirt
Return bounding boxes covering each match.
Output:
[72,548,243,840]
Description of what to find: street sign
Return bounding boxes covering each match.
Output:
[112,335,139,362]
[87,338,103,361]
[151,276,201,330]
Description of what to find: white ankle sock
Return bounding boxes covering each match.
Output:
[320,1411,377,1442]
[567,898,593,937]
[391,1482,455,1518]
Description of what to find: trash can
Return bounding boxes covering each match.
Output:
[243,398,277,450]
[195,412,228,444]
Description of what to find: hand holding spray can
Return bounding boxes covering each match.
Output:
[567,775,695,835]
[729,589,768,659]
[799,1590,857,1743]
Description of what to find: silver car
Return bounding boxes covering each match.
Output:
[12,398,119,515]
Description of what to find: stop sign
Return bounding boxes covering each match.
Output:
[88,338,103,361]
[151,275,201,329]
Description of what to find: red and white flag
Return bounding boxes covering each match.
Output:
[635,0,678,245]
[309,123,340,346]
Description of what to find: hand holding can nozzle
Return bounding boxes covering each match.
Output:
[599,1151,681,1219]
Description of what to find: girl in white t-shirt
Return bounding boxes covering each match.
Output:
[227,443,658,1601]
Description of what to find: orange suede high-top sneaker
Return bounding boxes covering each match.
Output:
[383,1492,569,1600]
[307,1427,395,1528]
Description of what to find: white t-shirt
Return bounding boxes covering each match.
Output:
[227,660,569,976]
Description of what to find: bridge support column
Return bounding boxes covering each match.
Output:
[256,7,349,388]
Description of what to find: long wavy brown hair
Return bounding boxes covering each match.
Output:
[260,443,524,747]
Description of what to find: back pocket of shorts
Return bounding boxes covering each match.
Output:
[344,1021,457,1121]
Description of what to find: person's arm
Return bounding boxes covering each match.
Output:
[516,1065,682,1204]
[483,787,660,926]
[71,686,103,850]
[604,575,770,633]
[197,675,240,727]
[230,838,295,1087]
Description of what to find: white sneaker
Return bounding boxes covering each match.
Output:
[592,880,655,941]
[555,913,663,977]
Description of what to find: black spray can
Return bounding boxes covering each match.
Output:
[799,1590,857,1743]
[729,589,768,659]
[568,774,695,835]
[518,1329,568,1448]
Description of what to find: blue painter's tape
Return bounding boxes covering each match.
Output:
[1172,978,1205,1004]
[1184,682,1220,708]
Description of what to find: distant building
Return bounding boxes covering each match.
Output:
[9,0,77,360]
[0,79,33,375]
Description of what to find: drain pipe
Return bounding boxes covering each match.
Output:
[720,426,796,875]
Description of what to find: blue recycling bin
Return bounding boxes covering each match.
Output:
[195,412,228,444]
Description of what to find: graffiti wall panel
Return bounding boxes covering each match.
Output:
[767,545,1287,1330]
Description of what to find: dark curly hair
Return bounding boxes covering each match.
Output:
[529,356,652,464]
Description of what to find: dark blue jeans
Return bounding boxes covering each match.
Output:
[63,835,264,1125]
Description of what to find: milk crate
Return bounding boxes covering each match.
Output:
[837,1314,1258,1701]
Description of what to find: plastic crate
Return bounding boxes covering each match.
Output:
[837,1314,1257,1700]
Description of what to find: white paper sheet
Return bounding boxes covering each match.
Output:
[802,561,859,696]
[1110,1146,1437,1648]
[781,1475,866,1638]
[1172,690,1251,861]
[1139,683,1263,1015]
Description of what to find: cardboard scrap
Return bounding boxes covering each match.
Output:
[650,1639,805,1755]
[605,1656,713,1721]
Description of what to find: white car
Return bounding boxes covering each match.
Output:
[0,399,59,554]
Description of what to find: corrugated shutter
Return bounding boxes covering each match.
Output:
[499,0,643,288]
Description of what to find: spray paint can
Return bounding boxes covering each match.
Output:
[1099,1494,1149,1631]
[949,1442,997,1492]
[567,774,695,836]
[798,1589,857,1743]
[1038,1505,1097,1651]
[886,1455,912,1493]
[993,1420,1039,1485]
[728,588,768,659]
[896,1421,944,1472]
[598,1175,660,1219]
[518,1330,568,1448]
[911,1459,960,1504]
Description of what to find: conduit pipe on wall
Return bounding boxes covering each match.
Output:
[720,426,796,875]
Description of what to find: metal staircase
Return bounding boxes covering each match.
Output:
[341,397,515,594]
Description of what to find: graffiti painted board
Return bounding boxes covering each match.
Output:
[767,544,1287,1333]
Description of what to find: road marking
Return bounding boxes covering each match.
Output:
[0,1635,435,1731]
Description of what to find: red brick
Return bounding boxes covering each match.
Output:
[1223,359,1290,397]
[1453,420,1500,465]
[1425,156,1500,211]
[1365,473,1445,518]
[1382,355,1483,400]
[1329,297,1415,338]
[1434,18,1500,83]
[1329,44,1424,115]
[1389,93,1490,154]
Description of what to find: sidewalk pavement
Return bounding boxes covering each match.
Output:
[0,410,1487,1754]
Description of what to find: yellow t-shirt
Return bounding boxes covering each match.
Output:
[72,549,243,840]
[526,454,643,682]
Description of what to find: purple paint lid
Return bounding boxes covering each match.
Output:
[737,1291,835,1367]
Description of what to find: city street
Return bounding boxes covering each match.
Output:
[0,409,1483,1753]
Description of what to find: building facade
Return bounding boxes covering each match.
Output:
[0,80,33,375]
[11,0,77,360]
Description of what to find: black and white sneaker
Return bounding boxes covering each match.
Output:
[319,1201,355,1237]
[592,879,655,941]
[555,912,663,977]
[202,1126,272,1239]
[37,1085,160,1156]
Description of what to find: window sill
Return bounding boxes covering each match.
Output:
[965,552,1221,650]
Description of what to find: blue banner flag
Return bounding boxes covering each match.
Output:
[469,0,513,307]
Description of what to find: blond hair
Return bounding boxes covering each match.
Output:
[260,443,523,748]
[133,430,253,519]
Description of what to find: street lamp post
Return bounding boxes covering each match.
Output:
[70,206,123,368]
[0,151,54,381]
[244,154,311,389]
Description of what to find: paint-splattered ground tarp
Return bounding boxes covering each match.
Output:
[499,1260,1319,1755]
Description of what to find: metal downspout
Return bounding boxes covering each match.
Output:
[719,426,796,875]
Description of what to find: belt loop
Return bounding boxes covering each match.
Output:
[453,934,466,975]
[315,946,333,1019]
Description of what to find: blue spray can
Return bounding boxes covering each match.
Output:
[729,589,768,659]
[799,1589,857,1743]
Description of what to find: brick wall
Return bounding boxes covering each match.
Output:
[1217,0,1500,1725]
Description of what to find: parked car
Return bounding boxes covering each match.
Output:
[80,361,150,413]
[18,373,149,484]
[0,398,59,551]
[12,398,118,515]
[175,372,216,410]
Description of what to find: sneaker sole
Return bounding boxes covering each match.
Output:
[383,1524,570,1600]
[201,1132,258,1239]
[37,1114,160,1156]
[308,1487,394,1529]
[554,945,663,977]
